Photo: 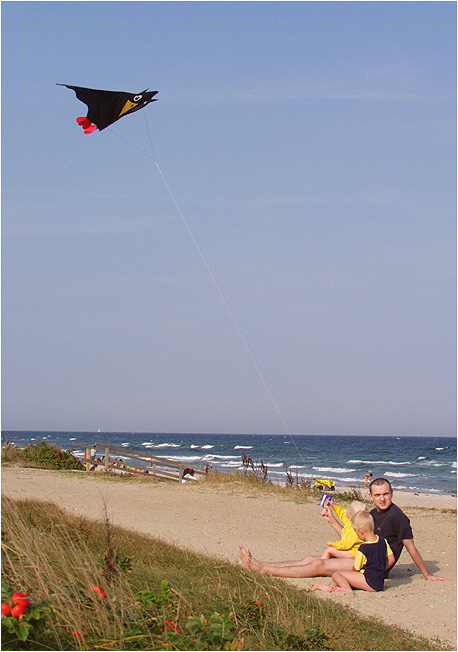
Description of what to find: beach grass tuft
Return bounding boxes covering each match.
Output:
[1,496,450,651]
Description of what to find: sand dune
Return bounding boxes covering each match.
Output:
[2,466,456,647]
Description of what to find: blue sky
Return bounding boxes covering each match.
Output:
[2,1,456,436]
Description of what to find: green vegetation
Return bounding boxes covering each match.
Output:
[2,441,83,471]
[1,441,363,505]
[204,464,366,506]
[2,497,449,651]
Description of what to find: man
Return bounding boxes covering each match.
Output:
[369,477,447,581]
[239,478,448,581]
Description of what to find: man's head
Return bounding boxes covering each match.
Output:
[351,511,375,540]
[369,478,393,512]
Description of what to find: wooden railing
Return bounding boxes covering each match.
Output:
[72,442,208,483]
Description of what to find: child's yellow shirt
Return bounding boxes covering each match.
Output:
[331,505,365,556]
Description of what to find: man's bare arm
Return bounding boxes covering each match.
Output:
[402,539,448,581]
[386,553,395,570]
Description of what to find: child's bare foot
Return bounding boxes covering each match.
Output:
[332,587,354,595]
[310,583,333,593]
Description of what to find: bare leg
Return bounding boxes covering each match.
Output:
[239,545,354,578]
[258,555,318,567]
[321,547,354,560]
[332,570,375,594]
[239,545,319,572]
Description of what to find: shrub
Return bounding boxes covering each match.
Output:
[21,442,83,471]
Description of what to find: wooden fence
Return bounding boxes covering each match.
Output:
[73,442,208,483]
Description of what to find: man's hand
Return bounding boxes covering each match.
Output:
[425,574,448,581]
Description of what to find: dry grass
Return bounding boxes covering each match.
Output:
[1,496,449,651]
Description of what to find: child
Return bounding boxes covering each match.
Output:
[320,500,368,560]
[311,511,394,594]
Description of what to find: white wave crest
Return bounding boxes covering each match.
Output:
[313,466,356,474]
[419,460,446,467]
[234,446,253,449]
[338,477,364,483]
[384,471,416,478]
[348,459,410,466]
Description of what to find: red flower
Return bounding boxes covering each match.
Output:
[163,620,181,634]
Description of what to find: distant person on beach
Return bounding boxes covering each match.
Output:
[362,472,372,487]
[182,468,198,483]
[311,511,394,594]
[239,477,448,581]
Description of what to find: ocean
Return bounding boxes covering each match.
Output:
[3,430,456,496]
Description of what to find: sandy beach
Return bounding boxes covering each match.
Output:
[2,467,456,647]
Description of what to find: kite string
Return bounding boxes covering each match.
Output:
[155,160,295,438]
[110,118,308,468]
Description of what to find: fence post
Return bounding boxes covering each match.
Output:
[85,447,91,472]
[179,464,183,483]
[105,447,110,471]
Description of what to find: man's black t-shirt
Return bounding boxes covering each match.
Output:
[370,503,413,565]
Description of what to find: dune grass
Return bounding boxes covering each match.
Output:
[1,496,449,651]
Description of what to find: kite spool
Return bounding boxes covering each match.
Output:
[319,493,332,508]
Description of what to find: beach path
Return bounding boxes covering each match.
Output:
[2,467,456,646]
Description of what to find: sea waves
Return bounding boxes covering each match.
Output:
[3,431,456,495]
[313,466,356,474]
[348,459,411,466]
[141,442,181,448]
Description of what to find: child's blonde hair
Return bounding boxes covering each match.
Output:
[346,501,368,519]
[351,510,375,534]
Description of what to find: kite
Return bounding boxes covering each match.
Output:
[58,84,159,134]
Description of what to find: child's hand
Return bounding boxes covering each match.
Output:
[326,541,334,547]
[327,499,335,509]
[322,507,332,522]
